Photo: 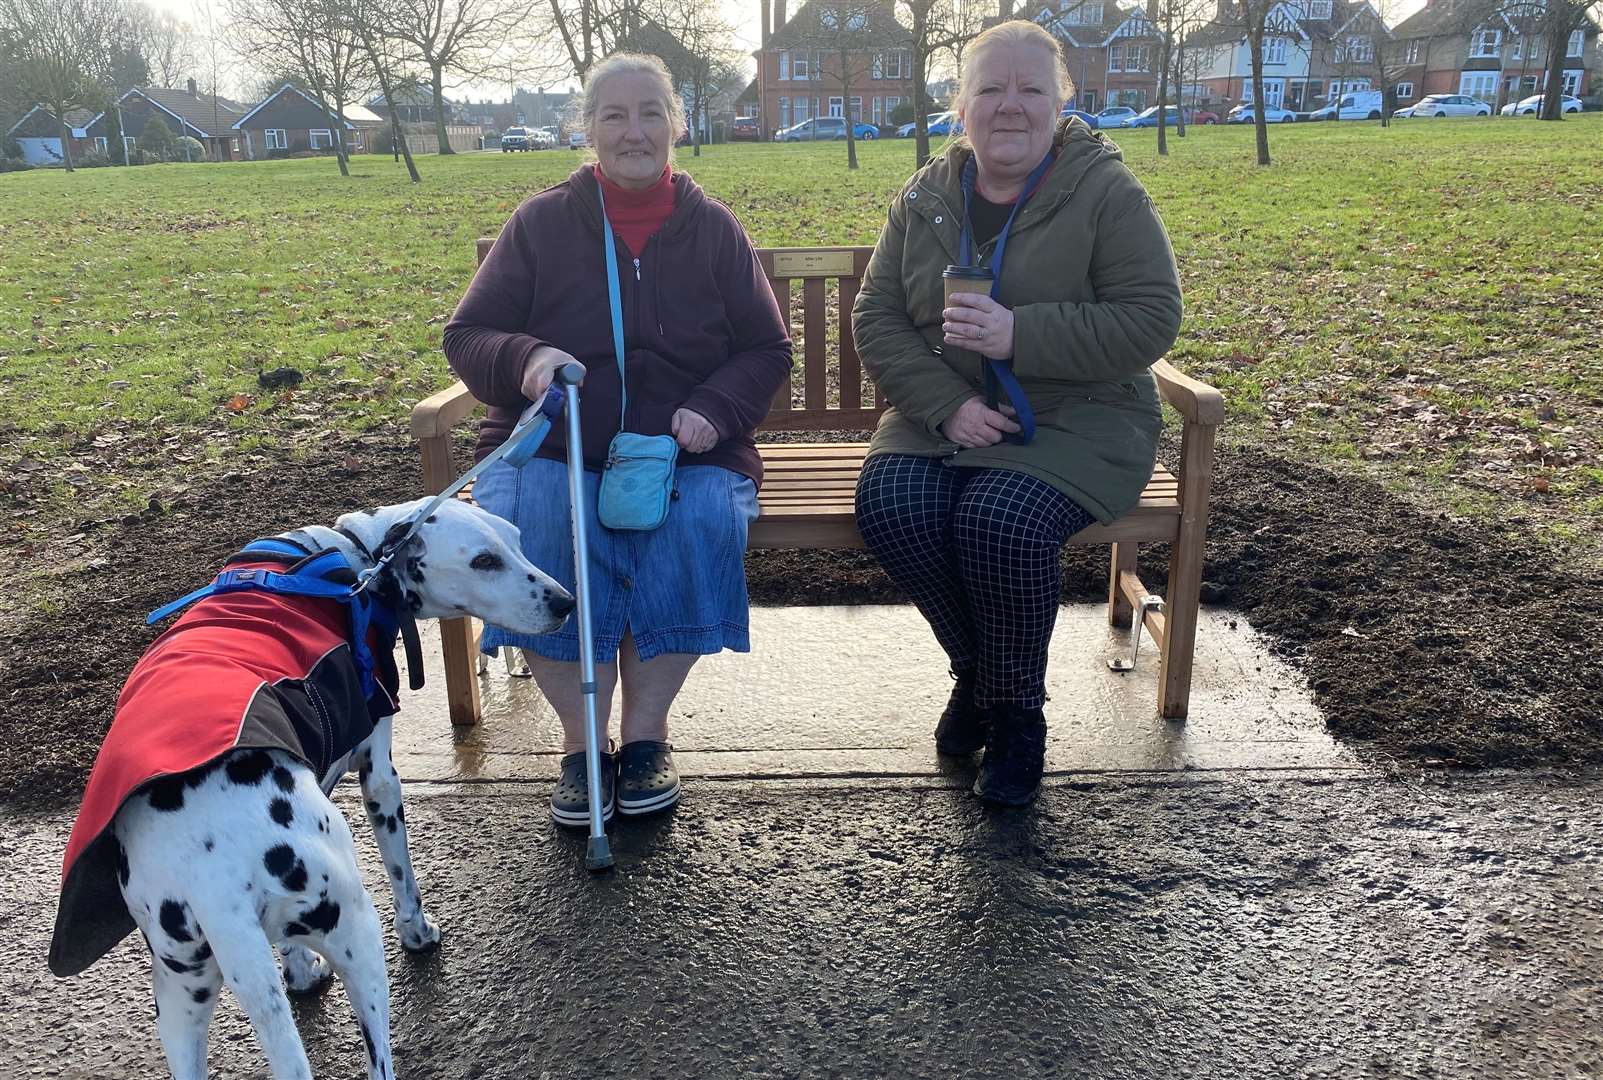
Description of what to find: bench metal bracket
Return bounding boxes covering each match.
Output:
[1108,594,1165,673]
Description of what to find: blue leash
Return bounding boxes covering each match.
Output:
[958,150,1056,446]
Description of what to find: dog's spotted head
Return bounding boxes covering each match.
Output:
[334,499,573,635]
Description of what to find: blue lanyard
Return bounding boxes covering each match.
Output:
[595,178,629,430]
[957,151,1055,445]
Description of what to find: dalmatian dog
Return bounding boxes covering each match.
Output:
[50,498,572,1080]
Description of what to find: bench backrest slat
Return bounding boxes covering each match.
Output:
[474,239,883,432]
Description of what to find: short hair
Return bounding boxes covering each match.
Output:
[955,20,1075,114]
[579,53,688,153]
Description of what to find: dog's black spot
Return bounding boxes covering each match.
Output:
[183,760,220,789]
[146,776,185,812]
[285,921,309,936]
[191,986,211,1004]
[269,798,294,827]
[360,506,380,516]
[271,766,296,793]
[159,900,192,943]
[406,591,422,613]
[263,844,308,891]
[527,573,537,582]
[299,899,341,933]
[361,1020,378,1068]
[358,755,372,781]
[225,750,274,787]
[470,552,504,572]
[203,837,214,852]
[114,841,131,887]
[397,805,405,823]
[386,815,398,834]
[161,955,190,975]
[365,799,381,815]
[391,865,403,880]
[345,949,353,960]
[192,942,212,964]
[424,514,437,524]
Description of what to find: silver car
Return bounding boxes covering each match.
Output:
[1398,94,1492,118]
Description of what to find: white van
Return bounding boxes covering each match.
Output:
[1310,89,1385,121]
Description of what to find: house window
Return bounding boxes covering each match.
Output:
[1306,0,1331,16]
[1459,71,1497,101]
[1470,29,1501,58]
[793,51,808,80]
[849,96,862,122]
[1262,79,1285,106]
[309,129,333,149]
[123,136,137,155]
[1568,30,1584,57]
[1109,44,1123,72]
[885,96,900,118]
[1394,81,1414,99]
[265,128,287,149]
[779,51,790,80]
[871,53,883,79]
[1125,44,1152,71]
[846,9,865,29]
[1064,0,1103,24]
[795,97,811,122]
[829,96,843,117]
[872,95,882,123]
[1263,36,1287,64]
[1405,39,1421,64]
[779,96,790,127]
[94,136,108,152]
[1562,69,1583,95]
[1343,37,1372,63]
[820,7,835,27]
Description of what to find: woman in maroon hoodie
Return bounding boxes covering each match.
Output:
[445,54,792,828]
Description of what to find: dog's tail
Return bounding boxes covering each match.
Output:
[186,895,315,1079]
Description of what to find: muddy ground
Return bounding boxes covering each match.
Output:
[2,429,1599,810]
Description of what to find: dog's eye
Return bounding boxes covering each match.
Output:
[470,552,505,572]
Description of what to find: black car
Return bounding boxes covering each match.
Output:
[500,127,533,151]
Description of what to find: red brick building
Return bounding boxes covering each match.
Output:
[1390,0,1599,108]
[754,0,917,136]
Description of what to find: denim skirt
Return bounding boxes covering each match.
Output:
[473,456,759,663]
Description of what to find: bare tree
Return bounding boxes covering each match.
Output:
[900,0,983,167]
[0,0,129,170]
[541,0,650,81]
[655,0,741,156]
[334,0,424,179]
[388,0,537,153]
[793,0,900,170]
[1218,0,1284,165]
[228,0,371,175]
[134,6,200,87]
[1534,0,1593,118]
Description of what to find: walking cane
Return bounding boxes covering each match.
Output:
[553,363,613,872]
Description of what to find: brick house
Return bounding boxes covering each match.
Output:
[231,85,388,159]
[1186,0,1394,112]
[1390,0,1599,108]
[1034,0,1167,113]
[5,106,96,164]
[85,83,247,161]
[754,0,917,135]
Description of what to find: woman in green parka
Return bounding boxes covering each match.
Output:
[851,19,1184,807]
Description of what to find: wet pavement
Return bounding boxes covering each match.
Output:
[5,606,1601,1078]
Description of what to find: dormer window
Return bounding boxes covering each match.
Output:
[1307,0,1332,17]
[1470,28,1502,57]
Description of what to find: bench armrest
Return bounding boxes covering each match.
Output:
[410,380,483,440]
[1152,360,1224,427]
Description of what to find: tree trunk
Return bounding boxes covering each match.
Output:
[334,105,353,175]
[367,41,422,181]
[431,65,454,154]
[692,80,703,157]
[913,37,931,167]
[1157,38,1170,156]
[1539,32,1566,120]
[1174,42,1187,137]
[56,109,75,172]
[842,50,857,170]
[1249,23,1270,166]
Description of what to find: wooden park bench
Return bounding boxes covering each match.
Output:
[410,242,1224,728]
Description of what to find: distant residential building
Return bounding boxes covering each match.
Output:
[1390,0,1599,108]
[754,0,917,135]
[5,106,95,164]
[85,82,247,161]
[232,85,387,159]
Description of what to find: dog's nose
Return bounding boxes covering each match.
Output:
[548,593,575,619]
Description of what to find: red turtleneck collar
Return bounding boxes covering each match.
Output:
[596,164,676,257]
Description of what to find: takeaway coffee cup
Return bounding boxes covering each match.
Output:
[942,264,994,365]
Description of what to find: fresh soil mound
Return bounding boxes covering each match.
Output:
[3,432,1599,810]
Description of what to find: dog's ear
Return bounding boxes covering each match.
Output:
[334,501,426,559]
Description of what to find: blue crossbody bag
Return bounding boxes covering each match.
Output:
[594,182,679,531]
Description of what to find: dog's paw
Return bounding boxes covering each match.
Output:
[397,912,442,953]
[281,945,333,994]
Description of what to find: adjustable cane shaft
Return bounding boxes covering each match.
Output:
[558,364,613,872]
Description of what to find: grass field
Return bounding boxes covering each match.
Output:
[2,116,1600,568]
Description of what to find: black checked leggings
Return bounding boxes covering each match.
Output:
[855,453,1095,709]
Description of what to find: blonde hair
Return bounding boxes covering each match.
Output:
[579,52,688,159]
[955,20,1075,114]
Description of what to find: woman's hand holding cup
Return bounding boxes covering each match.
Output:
[940,398,1020,448]
[521,346,585,401]
[942,292,1015,361]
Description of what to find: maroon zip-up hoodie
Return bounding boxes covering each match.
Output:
[444,164,792,485]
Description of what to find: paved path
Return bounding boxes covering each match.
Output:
[6,606,1599,1078]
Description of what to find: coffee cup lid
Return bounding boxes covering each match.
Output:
[943,265,993,279]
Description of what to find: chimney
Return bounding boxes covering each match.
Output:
[187,77,198,97]
[774,0,787,33]
[761,0,771,45]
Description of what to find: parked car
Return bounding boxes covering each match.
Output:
[499,126,533,151]
[1059,107,1099,128]
[568,130,589,149]
[1395,93,1491,118]
[898,112,952,137]
[1227,102,1298,123]
[1095,105,1138,125]
[1499,93,1584,115]
[731,116,760,140]
[1307,89,1385,121]
[776,116,880,141]
[1121,105,1220,128]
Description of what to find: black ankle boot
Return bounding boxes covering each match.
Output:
[934,669,989,756]
[973,705,1047,806]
